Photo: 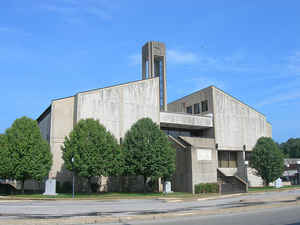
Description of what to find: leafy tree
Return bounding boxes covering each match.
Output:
[5,117,52,193]
[122,118,176,192]
[62,119,123,192]
[250,137,284,186]
[280,138,300,158]
[0,134,12,179]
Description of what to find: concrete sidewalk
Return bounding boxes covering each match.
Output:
[0,189,299,225]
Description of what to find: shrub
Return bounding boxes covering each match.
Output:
[195,183,219,194]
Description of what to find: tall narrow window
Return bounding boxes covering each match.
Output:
[245,152,252,162]
[201,100,208,112]
[186,106,192,114]
[194,103,200,114]
[145,60,149,78]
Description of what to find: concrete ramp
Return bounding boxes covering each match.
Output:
[217,169,248,194]
[160,112,213,129]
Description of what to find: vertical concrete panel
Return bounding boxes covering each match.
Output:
[213,87,271,151]
[76,78,160,141]
[266,122,272,137]
[50,97,75,179]
[38,111,51,143]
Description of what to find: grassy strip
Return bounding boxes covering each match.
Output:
[2,192,196,199]
[249,185,300,192]
[2,185,300,200]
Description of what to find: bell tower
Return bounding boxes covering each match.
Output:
[142,41,167,111]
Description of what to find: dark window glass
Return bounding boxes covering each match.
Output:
[186,106,192,114]
[218,151,237,168]
[194,103,200,114]
[201,100,208,112]
[229,152,237,168]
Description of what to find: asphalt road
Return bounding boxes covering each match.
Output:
[0,189,300,224]
[1,189,300,220]
[93,205,300,225]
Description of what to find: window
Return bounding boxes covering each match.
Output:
[194,103,200,114]
[218,151,237,168]
[201,100,208,112]
[186,106,192,114]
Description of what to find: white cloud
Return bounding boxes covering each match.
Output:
[167,49,263,73]
[167,50,198,64]
[257,91,300,107]
[38,0,118,21]
[190,77,226,90]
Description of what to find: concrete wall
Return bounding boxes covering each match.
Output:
[76,78,160,141]
[212,87,271,151]
[168,86,214,116]
[179,137,217,193]
[266,122,272,137]
[38,109,51,143]
[174,148,192,192]
[169,136,192,193]
[247,168,264,187]
[50,97,75,180]
[167,86,215,139]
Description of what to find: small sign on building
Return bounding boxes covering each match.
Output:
[197,149,212,161]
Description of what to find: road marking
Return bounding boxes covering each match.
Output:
[177,212,195,216]
[167,200,182,202]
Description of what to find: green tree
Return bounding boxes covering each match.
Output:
[62,119,123,192]
[5,117,52,193]
[122,118,176,192]
[250,137,284,186]
[280,138,300,158]
[0,134,12,179]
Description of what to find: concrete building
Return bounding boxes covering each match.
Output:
[36,41,272,193]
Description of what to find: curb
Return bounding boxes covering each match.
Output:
[0,187,299,202]
[0,198,299,225]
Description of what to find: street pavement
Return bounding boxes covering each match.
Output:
[94,205,300,225]
[0,189,299,224]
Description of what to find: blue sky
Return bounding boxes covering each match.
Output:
[0,0,299,143]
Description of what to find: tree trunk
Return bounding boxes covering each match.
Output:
[264,180,269,187]
[21,179,25,194]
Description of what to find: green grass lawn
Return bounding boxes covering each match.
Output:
[3,192,197,199]
[2,185,299,200]
[249,185,300,192]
